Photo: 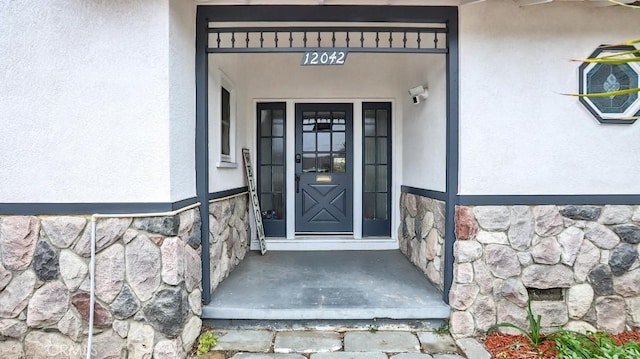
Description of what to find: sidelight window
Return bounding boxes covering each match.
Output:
[363,102,392,236]
[257,103,286,237]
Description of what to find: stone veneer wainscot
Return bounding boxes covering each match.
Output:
[208,194,250,295]
[398,192,447,292]
[450,204,640,337]
[0,209,203,358]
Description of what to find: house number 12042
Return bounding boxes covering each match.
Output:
[301,50,348,66]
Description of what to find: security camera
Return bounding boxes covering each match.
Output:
[409,85,429,104]
[408,85,425,97]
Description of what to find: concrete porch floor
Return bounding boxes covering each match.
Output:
[202,250,450,320]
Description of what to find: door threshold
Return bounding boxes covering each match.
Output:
[251,237,398,251]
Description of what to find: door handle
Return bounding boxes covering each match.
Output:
[295,174,301,193]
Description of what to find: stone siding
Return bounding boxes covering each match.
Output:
[208,194,250,294]
[450,204,640,337]
[398,192,447,292]
[0,209,202,358]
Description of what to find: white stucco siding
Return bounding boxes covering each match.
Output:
[0,0,181,203]
[402,55,447,192]
[459,1,640,195]
[169,0,197,201]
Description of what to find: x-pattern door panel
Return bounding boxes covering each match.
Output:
[295,104,353,233]
[301,183,347,223]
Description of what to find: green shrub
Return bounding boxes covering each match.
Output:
[488,299,552,352]
[196,331,218,356]
[553,330,640,359]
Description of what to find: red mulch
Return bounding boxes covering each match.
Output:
[482,330,640,359]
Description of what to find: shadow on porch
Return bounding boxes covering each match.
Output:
[202,250,450,320]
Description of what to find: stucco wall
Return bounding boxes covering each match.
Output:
[402,55,447,192]
[0,0,196,203]
[169,0,197,202]
[459,0,640,195]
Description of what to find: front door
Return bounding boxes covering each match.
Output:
[295,104,353,233]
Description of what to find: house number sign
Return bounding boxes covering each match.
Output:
[301,50,348,66]
[242,148,267,255]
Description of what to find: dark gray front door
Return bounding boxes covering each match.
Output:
[295,104,353,233]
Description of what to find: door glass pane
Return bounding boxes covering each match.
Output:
[364,138,375,164]
[377,138,387,164]
[364,110,376,136]
[261,139,271,164]
[303,154,316,172]
[260,166,271,192]
[377,165,387,192]
[272,166,284,193]
[364,165,376,192]
[260,110,272,137]
[332,117,345,131]
[332,111,345,124]
[376,110,388,136]
[333,153,346,173]
[272,138,284,164]
[303,133,315,152]
[317,112,331,128]
[317,132,330,152]
[271,166,284,219]
[273,192,284,220]
[364,193,376,219]
[303,113,316,131]
[376,193,388,220]
[317,153,331,173]
[332,132,345,152]
[316,118,331,132]
[272,110,284,137]
[261,194,273,217]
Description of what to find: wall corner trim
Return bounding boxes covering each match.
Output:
[458,194,640,206]
[0,197,199,216]
[401,185,448,202]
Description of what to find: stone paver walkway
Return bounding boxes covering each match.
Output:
[199,330,486,359]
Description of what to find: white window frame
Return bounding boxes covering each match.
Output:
[218,70,237,166]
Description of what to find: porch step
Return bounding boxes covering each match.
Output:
[203,250,451,320]
[202,303,451,320]
[203,318,448,332]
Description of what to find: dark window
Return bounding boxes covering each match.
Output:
[258,103,287,236]
[363,103,392,236]
[221,87,231,157]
